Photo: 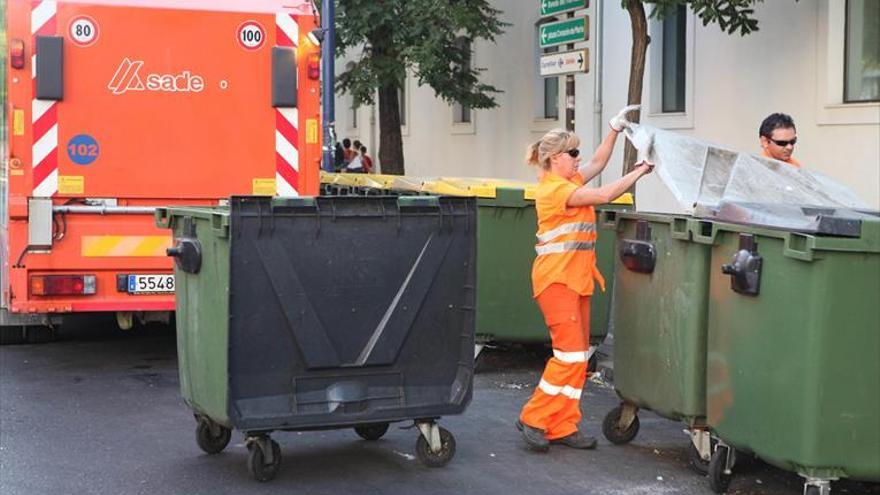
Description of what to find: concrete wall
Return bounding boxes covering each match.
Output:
[334,0,880,208]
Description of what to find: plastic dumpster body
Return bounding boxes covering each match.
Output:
[320,174,632,353]
[157,195,476,480]
[602,212,714,473]
[699,210,880,494]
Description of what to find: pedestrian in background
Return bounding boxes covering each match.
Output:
[517,105,653,452]
[346,148,364,173]
[360,146,373,173]
[334,142,345,171]
[342,138,355,166]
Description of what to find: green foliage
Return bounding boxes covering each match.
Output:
[623,0,797,36]
[335,0,507,109]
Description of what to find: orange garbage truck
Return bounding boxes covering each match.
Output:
[1,0,322,341]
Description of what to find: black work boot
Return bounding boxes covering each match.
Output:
[516,420,549,452]
[550,431,598,450]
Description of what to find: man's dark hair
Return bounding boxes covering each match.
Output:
[343,138,351,148]
[759,113,796,138]
[360,146,367,153]
[353,140,362,149]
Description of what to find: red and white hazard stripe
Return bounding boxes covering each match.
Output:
[31,0,59,198]
[275,13,299,196]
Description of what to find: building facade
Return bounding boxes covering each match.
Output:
[334,0,880,208]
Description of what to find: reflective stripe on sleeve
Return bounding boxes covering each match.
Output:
[535,240,595,256]
[538,379,583,400]
[536,222,596,244]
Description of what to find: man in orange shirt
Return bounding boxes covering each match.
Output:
[759,113,802,168]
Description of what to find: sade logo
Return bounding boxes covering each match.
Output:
[108,58,206,95]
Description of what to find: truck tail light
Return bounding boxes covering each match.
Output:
[307,53,320,80]
[10,39,26,69]
[31,275,97,296]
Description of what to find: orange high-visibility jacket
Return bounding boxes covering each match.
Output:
[531,173,605,298]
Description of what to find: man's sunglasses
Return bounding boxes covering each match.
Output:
[769,137,797,147]
[562,148,580,158]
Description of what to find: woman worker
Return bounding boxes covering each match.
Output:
[517,105,653,452]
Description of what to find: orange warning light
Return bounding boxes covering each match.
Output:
[307,53,320,80]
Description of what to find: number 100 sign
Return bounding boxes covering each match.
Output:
[237,21,266,50]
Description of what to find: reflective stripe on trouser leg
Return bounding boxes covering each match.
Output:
[520,358,588,440]
[520,283,592,440]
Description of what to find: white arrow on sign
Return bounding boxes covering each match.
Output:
[539,49,589,77]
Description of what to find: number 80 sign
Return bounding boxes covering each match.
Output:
[69,16,99,47]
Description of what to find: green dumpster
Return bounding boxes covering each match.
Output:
[157,195,477,481]
[698,210,880,494]
[601,212,714,473]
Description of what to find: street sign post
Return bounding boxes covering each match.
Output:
[540,0,588,18]
[539,16,589,48]
[539,49,589,77]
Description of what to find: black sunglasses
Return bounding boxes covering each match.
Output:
[769,137,797,147]
[562,148,580,158]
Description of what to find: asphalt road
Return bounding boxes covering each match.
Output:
[1,319,876,495]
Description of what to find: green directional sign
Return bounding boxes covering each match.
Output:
[540,0,588,17]
[539,16,589,48]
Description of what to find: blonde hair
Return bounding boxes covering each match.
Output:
[525,129,580,170]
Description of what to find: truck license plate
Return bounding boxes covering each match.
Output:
[128,274,175,294]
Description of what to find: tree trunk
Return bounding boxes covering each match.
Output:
[623,0,649,176]
[377,82,405,175]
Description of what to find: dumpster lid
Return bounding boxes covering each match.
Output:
[623,124,871,215]
[701,200,880,237]
[421,177,538,200]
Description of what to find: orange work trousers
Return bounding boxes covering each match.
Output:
[519,283,590,440]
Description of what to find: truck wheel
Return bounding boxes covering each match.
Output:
[247,438,281,482]
[195,418,231,455]
[354,423,389,441]
[25,326,55,343]
[415,427,456,468]
[0,326,26,345]
[602,406,640,444]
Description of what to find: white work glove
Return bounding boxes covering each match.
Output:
[635,133,654,168]
[609,104,641,132]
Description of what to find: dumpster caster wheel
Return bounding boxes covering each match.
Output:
[602,406,640,445]
[415,427,456,468]
[195,418,232,455]
[802,479,832,495]
[708,445,733,493]
[688,438,716,476]
[355,423,390,441]
[246,437,281,482]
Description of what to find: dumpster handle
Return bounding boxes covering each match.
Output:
[154,208,172,229]
[783,232,815,261]
[211,213,229,238]
[599,210,619,228]
[670,217,690,240]
[691,220,718,245]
